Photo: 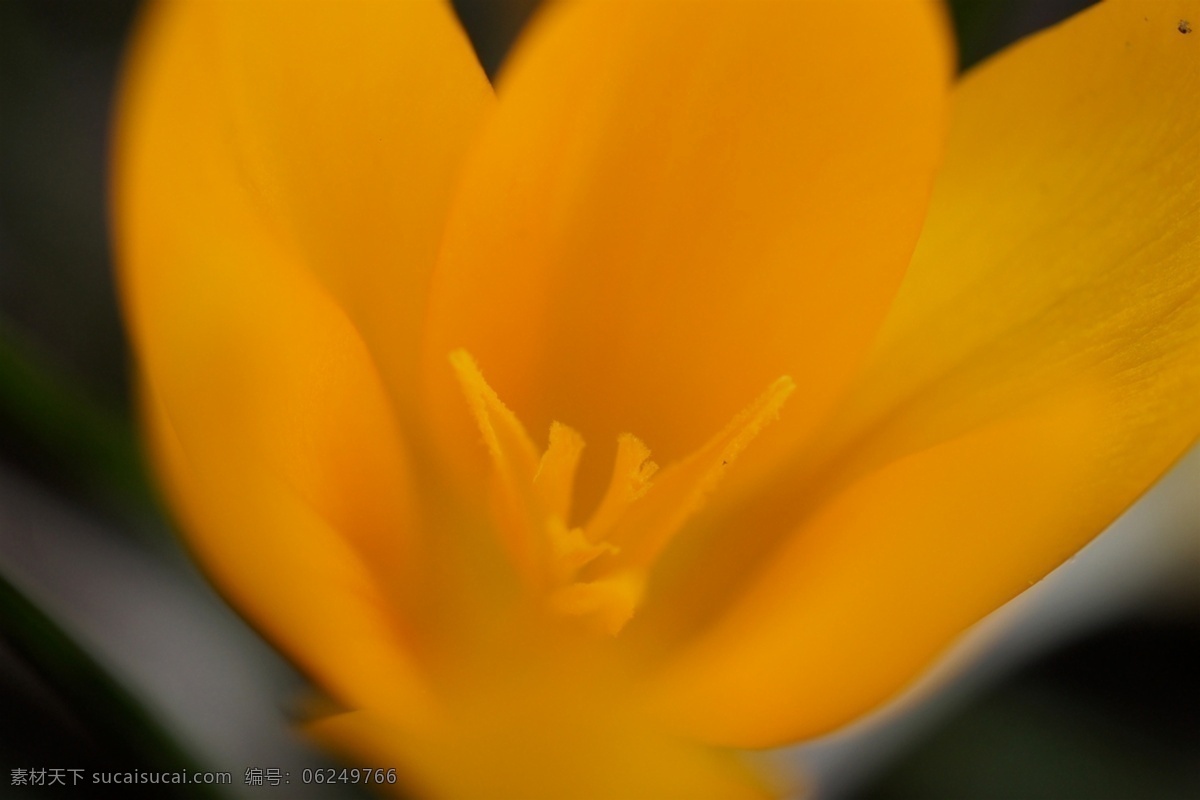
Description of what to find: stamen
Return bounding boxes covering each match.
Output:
[548,572,644,637]
[601,376,795,573]
[452,350,792,635]
[534,422,585,523]
[583,434,658,544]
[545,518,617,583]
[450,350,542,580]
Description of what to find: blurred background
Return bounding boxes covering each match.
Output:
[0,0,1196,797]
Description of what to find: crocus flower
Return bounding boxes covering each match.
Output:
[112,0,1198,796]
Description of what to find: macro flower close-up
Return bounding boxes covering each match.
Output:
[3,0,1191,797]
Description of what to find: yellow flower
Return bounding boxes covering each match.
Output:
[112,0,1198,797]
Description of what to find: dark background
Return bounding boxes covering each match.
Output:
[0,1,1195,798]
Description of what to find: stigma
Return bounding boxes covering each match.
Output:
[451,350,793,635]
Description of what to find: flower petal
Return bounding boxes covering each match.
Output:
[421,0,952,513]
[143,382,434,725]
[112,0,483,701]
[305,638,778,800]
[176,0,492,420]
[650,0,1200,746]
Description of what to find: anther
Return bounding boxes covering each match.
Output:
[452,349,792,635]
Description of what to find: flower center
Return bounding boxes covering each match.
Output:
[451,350,793,635]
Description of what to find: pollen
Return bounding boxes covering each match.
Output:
[451,349,793,634]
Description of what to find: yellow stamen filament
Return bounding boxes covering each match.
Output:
[583,433,658,545]
[548,571,645,637]
[601,376,796,573]
[546,518,617,583]
[534,422,586,523]
[452,349,793,634]
[450,350,543,583]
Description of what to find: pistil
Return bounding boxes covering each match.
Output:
[451,350,792,634]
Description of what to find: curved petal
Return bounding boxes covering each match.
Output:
[304,637,778,800]
[184,0,491,420]
[143,382,435,725]
[112,0,485,696]
[420,0,952,514]
[649,0,1200,746]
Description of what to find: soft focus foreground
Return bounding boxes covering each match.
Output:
[113,0,1197,796]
